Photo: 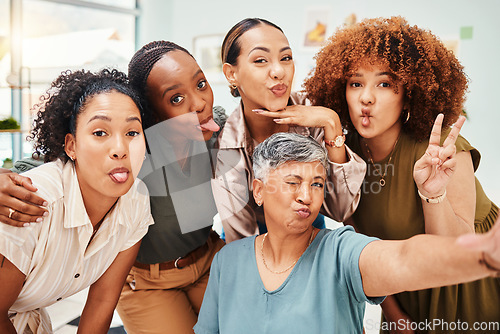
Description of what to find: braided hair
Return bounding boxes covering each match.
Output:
[128,41,193,128]
[29,68,142,162]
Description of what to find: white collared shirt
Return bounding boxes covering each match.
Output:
[0,159,153,333]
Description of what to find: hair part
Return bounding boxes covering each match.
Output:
[253,132,328,182]
[29,68,142,162]
[128,40,193,128]
[221,18,283,97]
[304,16,468,141]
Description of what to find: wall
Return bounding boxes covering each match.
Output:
[139,0,500,203]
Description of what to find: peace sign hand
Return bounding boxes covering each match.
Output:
[413,114,466,198]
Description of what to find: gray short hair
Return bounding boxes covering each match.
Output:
[253,132,328,181]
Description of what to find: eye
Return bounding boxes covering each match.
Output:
[170,95,184,105]
[93,130,107,137]
[197,79,207,90]
[350,82,362,88]
[126,130,141,137]
[281,55,293,61]
[379,82,391,88]
[312,182,324,188]
[254,58,267,64]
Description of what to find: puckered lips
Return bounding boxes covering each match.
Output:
[108,167,130,184]
[296,207,311,219]
[270,83,288,97]
[361,107,372,127]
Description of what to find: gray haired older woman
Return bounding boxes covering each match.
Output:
[194,131,500,334]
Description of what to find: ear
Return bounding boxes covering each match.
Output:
[222,63,238,86]
[64,133,76,161]
[252,178,264,205]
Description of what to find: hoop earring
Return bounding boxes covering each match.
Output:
[230,83,237,90]
[404,110,410,124]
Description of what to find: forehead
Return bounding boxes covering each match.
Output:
[79,92,140,120]
[238,25,289,53]
[270,161,326,179]
[147,50,200,85]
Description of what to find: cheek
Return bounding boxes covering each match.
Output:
[129,137,146,178]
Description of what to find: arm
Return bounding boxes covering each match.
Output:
[212,149,259,243]
[413,114,474,235]
[0,254,26,334]
[359,216,500,297]
[0,172,48,227]
[77,241,140,334]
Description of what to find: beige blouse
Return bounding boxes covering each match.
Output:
[0,160,153,333]
[212,92,366,243]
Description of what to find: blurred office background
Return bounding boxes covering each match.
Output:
[0,1,498,332]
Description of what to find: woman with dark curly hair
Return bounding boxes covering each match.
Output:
[0,69,153,333]
[0,41,227,333]
[304,16,500,333]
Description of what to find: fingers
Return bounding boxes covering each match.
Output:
[0,207,46,227]
[428,114,444,146]
[6,174,47,207]
[442,115,466,148]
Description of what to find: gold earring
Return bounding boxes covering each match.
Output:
[257,201,262,207]
[404,110,410,124]
[231,83,237,90]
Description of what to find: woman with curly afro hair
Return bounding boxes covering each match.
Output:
[304,16,499,333]
[0,69,153,333]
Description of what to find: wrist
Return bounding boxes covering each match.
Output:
[418,189,447,204]
[480,252,500,277]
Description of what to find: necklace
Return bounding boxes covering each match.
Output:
[261,229,315,274]
[363,135,400,187]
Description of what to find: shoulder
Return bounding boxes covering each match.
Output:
[216,236,254,262]
[21,160,65,204]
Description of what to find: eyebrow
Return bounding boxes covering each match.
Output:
[350,71,392,78]
[161,69,204,99]
[248,46,291,55]
[284,174,325,182]
[87,115,142,124]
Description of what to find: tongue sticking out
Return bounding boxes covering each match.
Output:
[199,119,220,132]
[111,172,128,183]
[362,116,371,127]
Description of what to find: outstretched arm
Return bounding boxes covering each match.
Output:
[77,241,140,334]
[359,215,500,297]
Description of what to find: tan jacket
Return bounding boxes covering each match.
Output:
[212,92,366,242]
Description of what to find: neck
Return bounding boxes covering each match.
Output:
[82,194,117,228]
[170,137,192,169]
[263,226,315,264]
[363,127,402,162]
[241,101,288,143]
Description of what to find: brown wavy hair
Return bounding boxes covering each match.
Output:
[304,16,468,141]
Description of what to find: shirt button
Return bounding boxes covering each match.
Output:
[57,297,62,301]
[74,273,80,278]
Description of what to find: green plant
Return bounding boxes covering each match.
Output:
[0,117,20,130]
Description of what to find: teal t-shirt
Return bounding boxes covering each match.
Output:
[194,226,384,334]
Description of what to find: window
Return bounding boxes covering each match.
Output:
[0,0,138,163]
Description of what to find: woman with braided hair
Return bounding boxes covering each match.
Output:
[0,41,227,333]
[115,40,226,334]
[0,68,153,333]
[304,16,500,333]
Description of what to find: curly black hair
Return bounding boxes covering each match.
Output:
[128,40,192,128]
[304,16,468,141]
[29,68,142,162]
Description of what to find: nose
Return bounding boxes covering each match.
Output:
[296,184,312,205]
[270,61,285,80]
[110,135,128,160]
[191,94,207,114]
[360,86,374,105]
